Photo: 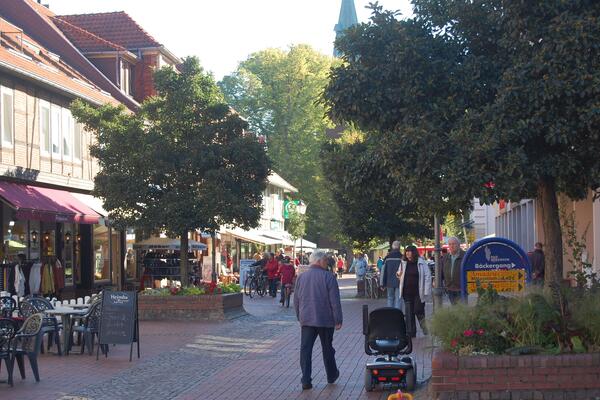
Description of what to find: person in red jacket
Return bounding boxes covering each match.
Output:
[279,257,296,305]
[266,252,280,297]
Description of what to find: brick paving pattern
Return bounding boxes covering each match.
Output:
[0,276,433,400]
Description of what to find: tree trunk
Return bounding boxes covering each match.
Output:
[537,179,564,287]
[180,231,189,287]
[389,235,395,249]
[211,232,217,283]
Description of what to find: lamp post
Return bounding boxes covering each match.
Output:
[297,200,307,263]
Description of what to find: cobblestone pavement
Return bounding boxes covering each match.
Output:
[0,276,434,400]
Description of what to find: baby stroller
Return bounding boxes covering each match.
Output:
[362,304,417,392]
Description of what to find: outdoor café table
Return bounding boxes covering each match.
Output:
[45,307,88,355]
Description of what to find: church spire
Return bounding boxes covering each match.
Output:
[334,0,358,57]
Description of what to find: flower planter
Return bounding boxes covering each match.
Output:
[138,292,245,321]
[431,351,600,400]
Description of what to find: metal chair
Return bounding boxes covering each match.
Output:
[71,301,103,355]
[22,298,62,356]
[0,318,18,386]
[10,313,43,382]
[0,297,17,318]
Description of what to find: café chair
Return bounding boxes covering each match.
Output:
[0,318,19,386]
[10,313,43,382]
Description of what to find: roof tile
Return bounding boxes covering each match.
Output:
[56,12,161,50]
[51,17,127,53]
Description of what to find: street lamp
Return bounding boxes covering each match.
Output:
[297,201,307,263]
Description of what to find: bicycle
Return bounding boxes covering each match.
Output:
[244,267,268,298]
[365,270,380,299]
[281,283,293,308]
[243,268,258,298]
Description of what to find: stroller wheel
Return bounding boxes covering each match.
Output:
[405,365,416,391]
[364,369,374,392]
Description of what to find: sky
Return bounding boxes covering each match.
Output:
[46,0,413,80]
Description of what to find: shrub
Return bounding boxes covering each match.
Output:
[430,284,598,355]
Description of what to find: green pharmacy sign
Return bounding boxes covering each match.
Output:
[283,200,303,219]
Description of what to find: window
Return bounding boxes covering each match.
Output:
[1,86,14,147]
[62,108,72,158]
[51,104,61,156]
[120,60,131,95]
[40,100,50,154]
[73,122,82,162]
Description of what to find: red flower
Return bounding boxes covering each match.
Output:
[450,338,459,348]
[463,329,474,337]
[477,329,485,336]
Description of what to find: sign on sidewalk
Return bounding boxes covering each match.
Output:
[98,291,140,361]
[460,237,531,297]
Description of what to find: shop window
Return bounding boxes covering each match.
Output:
[1,86,14,147]
[2,207,27,261]
[62,223,78,286]
[39,100,51,154]
[93,225,110,281]
[29,220,40,261]
[39,223,56,262]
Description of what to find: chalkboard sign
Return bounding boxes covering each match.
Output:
[98,291,139,361]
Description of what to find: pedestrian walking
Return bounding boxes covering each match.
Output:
[266,253,279,297]
[442,237,465,304]
[336,255,344,278]
[396,245,431,336]
[294,249,343,390]
[376,256,384,272]
[528,242,545,285]
[355,253,367,280]
[381,241,403,309]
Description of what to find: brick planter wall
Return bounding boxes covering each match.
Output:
[431,351,600,400]
[138,292,244,321]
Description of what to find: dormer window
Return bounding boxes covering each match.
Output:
[120,59,131,95]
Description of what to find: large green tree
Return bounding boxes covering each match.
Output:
[72,57,271,284]
[220,45,342,243]
[322,136,432,248]
[324,0,600,285]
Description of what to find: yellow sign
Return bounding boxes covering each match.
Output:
[467,269,525,282]
[467,280,525,293]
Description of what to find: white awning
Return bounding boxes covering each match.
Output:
[259,230,295,246]
[133,237,207,251]
[294,238,317,250]
[223,228,280,245]
[268,172,298,193]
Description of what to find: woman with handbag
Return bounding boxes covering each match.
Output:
[396,245,431,337]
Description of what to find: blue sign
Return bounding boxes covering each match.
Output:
[460,237,531,297]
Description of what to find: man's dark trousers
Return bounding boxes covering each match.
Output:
[300,326,338,385]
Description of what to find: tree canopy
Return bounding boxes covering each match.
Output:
[219,45,342,244]
[72,57,271,283]
[324,0,600,284]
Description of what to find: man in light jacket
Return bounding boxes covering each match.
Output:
[381,241,403,308]
[294,249,343,390]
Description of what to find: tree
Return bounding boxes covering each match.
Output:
[321,136,432,248]
[324,5,483,219]
[219,45,342,243]
[453,0,600,285]
[324,0,600,286]
[72,57,271,284]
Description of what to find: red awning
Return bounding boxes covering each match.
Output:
[0,181,100,224]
